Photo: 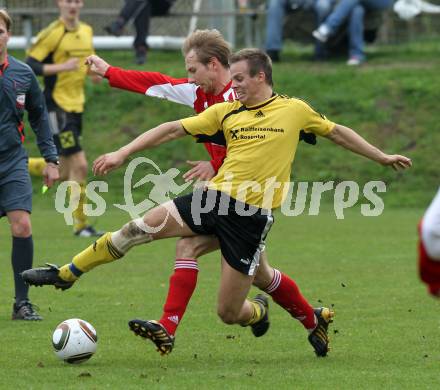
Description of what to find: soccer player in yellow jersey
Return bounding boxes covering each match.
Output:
[23,49,412,357]
[26,0,103,237]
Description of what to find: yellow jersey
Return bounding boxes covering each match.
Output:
[181,94,335,209]
[27,19,94,113]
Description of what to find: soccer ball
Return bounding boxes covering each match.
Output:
[52,318,97,364]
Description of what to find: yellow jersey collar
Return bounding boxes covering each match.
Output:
[243,93,278,111]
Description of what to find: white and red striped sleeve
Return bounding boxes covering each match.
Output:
[105,66,198,108]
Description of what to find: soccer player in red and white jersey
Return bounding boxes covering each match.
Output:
[418,187,440,297]
[85,30,330,355]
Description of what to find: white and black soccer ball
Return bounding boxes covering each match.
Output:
[52,318,97,364]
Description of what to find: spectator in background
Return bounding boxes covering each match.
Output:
[265,0,335,62]
[312,0,392,65]
[104,0,176,65]
[418,188,440,297]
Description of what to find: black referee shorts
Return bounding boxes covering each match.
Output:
[174,189,274,276]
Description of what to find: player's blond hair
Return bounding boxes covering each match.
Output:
[182,29,231,68]
[230,48,273,86]
[0,9,12,31]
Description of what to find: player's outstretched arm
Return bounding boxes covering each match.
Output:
[93,120,187,176]
[27,56,79,76]
[325,124,412,170]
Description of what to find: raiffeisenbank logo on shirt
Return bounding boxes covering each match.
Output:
[53,157,387,230]
[230,126,284,141]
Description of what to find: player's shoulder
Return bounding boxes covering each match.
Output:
[278,94,317,110]
[36,19,64,41]
[29,19,64,53]
[222,99,242,110]
[276,93,301,104]
[78,21,93,34]
[213,99,242,115]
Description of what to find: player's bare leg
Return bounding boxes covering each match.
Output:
[217,257,269,336]
[254,252,334,356]
[22,201,195,287]
[62,151,103,237]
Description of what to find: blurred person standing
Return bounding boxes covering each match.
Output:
[0,9,59,320]
[26,0,103,237]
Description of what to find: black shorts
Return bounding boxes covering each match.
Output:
[174,189,274,276]
[48,106,83,156]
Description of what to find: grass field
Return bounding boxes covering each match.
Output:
[1,204,438,389]
[1,41,439,388]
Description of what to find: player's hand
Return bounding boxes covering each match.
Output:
[63,58,79,72]
[42,163,60,188]
[85,55,110,77]
[381,154,412,170]
[93,151,126,176]
[182,160,216,182]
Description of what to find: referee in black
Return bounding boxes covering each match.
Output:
[0,9,59,320]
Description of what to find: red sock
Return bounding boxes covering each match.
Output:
[159,259,199,335]
[265,269,316,330]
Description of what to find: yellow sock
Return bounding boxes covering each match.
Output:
[73,232,123,272]
[28,157,46,177]
[72,183,88,232]
[58,232,123,282]
[59,264,79,282]
[243,300,264,326]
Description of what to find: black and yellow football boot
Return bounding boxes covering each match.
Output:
[308,307,334,357]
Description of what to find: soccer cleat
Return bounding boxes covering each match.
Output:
[12,300,42,321]
[74,226,105,237]
[250,294,270,337]
[21,263,74,291]
[308,307,334,357]
[128,319,175,356]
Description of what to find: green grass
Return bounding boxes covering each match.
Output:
[0,205,438,389]
[2,41,439,388]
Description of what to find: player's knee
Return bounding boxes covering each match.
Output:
[217,305,239,324]
[10,217,32,237]
[176,237,201,259]
[111,218,154,253]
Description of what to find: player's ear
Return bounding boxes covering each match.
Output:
[257,71,265,83]
[209,57,219,70]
